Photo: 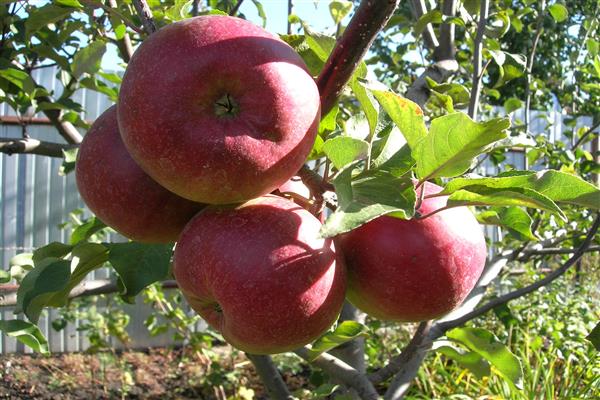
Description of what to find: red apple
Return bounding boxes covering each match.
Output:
[277,176,311,199]
[338,181,487,322]
[118,15,320,204]
[173,195,346,354]
[76,105,204,243]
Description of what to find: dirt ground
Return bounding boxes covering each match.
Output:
[0,347,310,399]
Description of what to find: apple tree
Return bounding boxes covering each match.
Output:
[0,0,599,398]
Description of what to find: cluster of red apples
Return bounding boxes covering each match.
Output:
[76,16,486,354]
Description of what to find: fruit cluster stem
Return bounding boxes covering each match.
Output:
[317,0,401,115]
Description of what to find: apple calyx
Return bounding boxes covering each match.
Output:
[214,93,239,117]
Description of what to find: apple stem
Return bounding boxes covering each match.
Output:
[214,94,239,117]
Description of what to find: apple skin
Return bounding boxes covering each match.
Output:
[118,15,321,205]
[277,176,311,199]
[338,181,487,322]
[75,105,204,243]
[173,195,346,354]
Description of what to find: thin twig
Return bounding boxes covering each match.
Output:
[410,0,439,50]
[82,0,144,34]
[572,120,600,150]
[467,0,489,120]
[132,0,157,35]
[318,0,400,115]
[229,0,245,16]
[518,245,600,260]
[524,0,546,133]
[437,213,600,332]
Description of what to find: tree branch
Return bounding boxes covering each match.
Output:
[467,0,489,120]
[318,0,400,115]
[0,138,77,157]
[369,321,431,385]
[10,61,84,144]
[0,279,179,307]
[229,0,244,16]
[518,245,600,260]
[433,0,457,61]
[524,0,546,133]
[410,0,439,50]
[572,120,600,150]
[132,0,157,35]
[437,213,600,333]
[294,348,379,400]
[245,354,293,400]
[106,0,135,62]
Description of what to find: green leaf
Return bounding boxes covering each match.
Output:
[16,259,71,323]
[46,243,109,307]
[0,68,36,93]
[320,164,416,237]
[25,4,72,37]
[0,320,49,354]
[548,3,568,23]
[414,10,442,36]
[503,97,522,113]
[307,321,368,361]
[435,344,491,379]
[376,145,415,177]
[0,270,10,284]
[302,25,336,62]
[70,217,107,245]
[313,383,340,398]
[586,322,600,351]
[368,87,427,150]
[114,23,126,40]
[441,170,600,209]
[322,136,370,170]
[164,0,192,21]
[414,113,510,180]
[280,34,325,76]
[493,303,519,329]
[59,147,78,176]
[32,242,73,265]
[319,104,338,136]
[351,63,379,139]
[485,12,511,38]
[463,0,480,15]
[427,80,471,106]
[447,186,566,221]
[72,41,107,79]
[477,207,537,241]
[447,327,523,389]
[329,0,352,25]
[53,0,83,7]
[251,0,267,27]
[107,243,173,302]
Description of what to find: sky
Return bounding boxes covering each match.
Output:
[101,0,350,70]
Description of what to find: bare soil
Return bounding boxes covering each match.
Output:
[0,347,310,399]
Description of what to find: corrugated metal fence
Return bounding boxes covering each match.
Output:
[0,67,595,353]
